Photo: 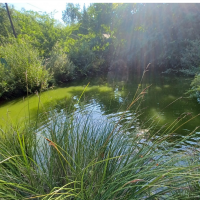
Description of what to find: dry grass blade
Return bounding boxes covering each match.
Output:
[0,155,20,164]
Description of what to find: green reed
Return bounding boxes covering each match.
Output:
[0,64,200,199]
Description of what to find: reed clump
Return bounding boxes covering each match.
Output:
[0,64,199,199]
[0,85,200,199]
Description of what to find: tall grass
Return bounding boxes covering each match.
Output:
[0,67,200,199]
[0,38,50,99]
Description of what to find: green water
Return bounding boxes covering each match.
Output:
[0,69,200,144]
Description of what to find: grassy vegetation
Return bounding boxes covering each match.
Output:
[0,81,200,199]
[0,38,49,99]
[1,3,200,198]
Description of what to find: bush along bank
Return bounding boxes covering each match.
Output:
[0,36,110,100]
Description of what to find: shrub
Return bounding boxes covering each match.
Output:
[0,38,50,99]
[0,61,16,98]
[67,34,106,76]
[45,43,76,83]
[187,73,200,102]
[180,39,200,75]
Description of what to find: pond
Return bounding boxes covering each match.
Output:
[0,68,200,148]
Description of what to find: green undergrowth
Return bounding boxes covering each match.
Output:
[187,73,200,101]
[0,84,200,199]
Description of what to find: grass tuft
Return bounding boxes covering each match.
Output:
[0,64,200,199]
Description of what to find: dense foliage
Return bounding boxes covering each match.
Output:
[1,3,200,199]
[0,38,49,98]
[45,43,76,83]
[1,3,200,99]
[187,73,200,101]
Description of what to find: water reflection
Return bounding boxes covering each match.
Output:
[107,59,129,83]
[0,69,200,149]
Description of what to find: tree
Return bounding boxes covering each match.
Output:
[79,3,89,34]
[62,3,81,25]
[0,3,20,40]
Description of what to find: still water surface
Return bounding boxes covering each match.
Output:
[0,69,200,147]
